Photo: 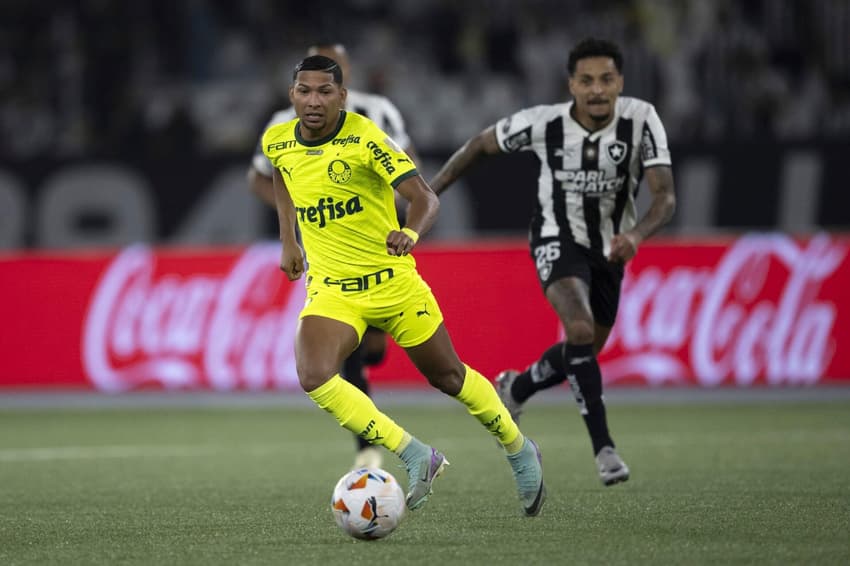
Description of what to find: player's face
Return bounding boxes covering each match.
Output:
[569,56,623,128]
[290,70,347,139]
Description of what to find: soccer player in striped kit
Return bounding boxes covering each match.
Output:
[430,38,676,486]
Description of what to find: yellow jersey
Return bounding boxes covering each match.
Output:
[262,111,419,287]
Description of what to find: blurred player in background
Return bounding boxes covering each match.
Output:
[262,54,545,515]
[430,38,676,486]
[248,43,419,470]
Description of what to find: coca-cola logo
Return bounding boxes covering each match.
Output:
[83,244,305,392]
[81,234,846,392]
[601,234,845,386]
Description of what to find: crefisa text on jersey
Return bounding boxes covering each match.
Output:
[554,169,625,195]
[366,140,396,174]
[296,196,364,227]
[332,134,361,146]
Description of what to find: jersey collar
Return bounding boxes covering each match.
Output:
[567,100,619,138]
[295,110,348,147]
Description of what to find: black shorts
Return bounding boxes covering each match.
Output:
[529,236,624,327]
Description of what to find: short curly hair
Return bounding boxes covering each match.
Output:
[567,38,624,76]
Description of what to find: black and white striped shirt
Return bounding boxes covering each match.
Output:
[494,96,671,257]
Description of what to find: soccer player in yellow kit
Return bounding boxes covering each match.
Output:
[263,54,545,516]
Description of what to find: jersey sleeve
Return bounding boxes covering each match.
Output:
[639,105,672,168]
[494,107,537,153]
[253,108,297,177]
[261,122,293,172]
[361,120,418,188]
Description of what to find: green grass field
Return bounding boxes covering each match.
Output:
[2,396,849,565]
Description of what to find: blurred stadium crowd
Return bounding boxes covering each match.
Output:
[2,0,849,159]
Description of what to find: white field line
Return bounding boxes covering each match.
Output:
[0,443,286,463]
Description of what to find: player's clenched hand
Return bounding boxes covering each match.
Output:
[279,244,306,280]
[386,230,415,256]
[608,232,640,264]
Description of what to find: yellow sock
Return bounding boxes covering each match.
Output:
[307,374,407,452]
[455,365,524,454]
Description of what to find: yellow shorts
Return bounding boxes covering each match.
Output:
[300,268,444,348]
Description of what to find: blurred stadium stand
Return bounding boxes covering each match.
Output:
[1,0,849,248]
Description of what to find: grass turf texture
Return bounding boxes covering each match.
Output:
[2,399,849,565]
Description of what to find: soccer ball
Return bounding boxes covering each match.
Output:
[331,467,406,540]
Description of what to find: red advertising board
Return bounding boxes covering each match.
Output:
[1,234,848,391]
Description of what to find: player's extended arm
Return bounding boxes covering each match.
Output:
[429,126,501,196]
[386,175,439,256]
[247,167,277,208]
[608,165,677,263]
[272,168,305,280]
